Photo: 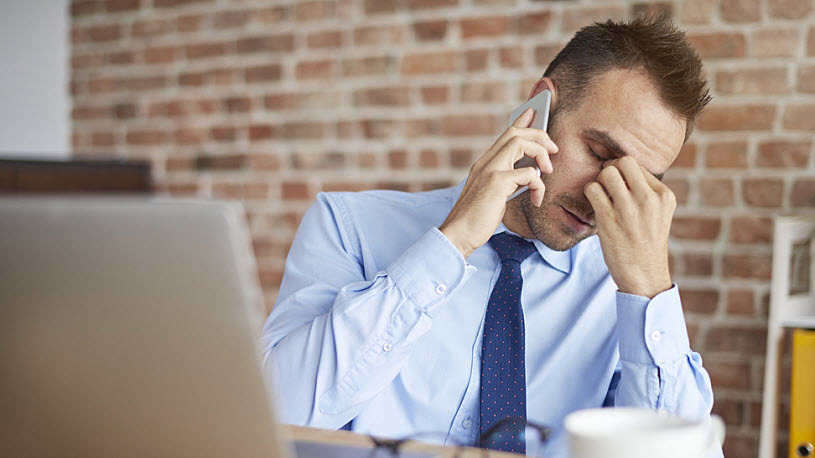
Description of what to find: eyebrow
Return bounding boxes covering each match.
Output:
[584,128,664,181]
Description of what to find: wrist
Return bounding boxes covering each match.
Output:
[439,224,475,259]
[616,271,673,299]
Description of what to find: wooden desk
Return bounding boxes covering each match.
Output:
[285,425,519,457]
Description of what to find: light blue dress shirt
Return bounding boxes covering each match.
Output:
[260,180,719,457]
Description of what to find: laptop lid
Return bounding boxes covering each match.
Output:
[0,197,291,458]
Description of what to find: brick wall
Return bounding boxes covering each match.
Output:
[70,0,815,456]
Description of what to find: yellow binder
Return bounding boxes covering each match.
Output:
[790,329,815,457]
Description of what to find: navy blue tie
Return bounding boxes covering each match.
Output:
[480,232,536,454]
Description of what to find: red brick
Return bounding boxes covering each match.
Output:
[722,432,757,458]
[791,180,815,207]
[354,87,411,106]
[700,178,735,206]
[671,216,722,240]
[723,254,772,279]
[122,75,166,91]
[388,150,408,169]
[222,96,252,113]
[726,289,755,316]
[679,289,719,314]
[402,51,457,75]
[281,122,325,140]
[809,27,815,56]
[281,181,310,200]
[405,119,439,138]
[307,30,343,48]
[342,57,392,77]
[561,7,625,33]
[442,114,495,137]
[706,324,767,353]
[255,6,289,23]
[705,141,748,168]
[360,119,398,139]
[210,125,238,142]
[799,66,815,93]
[296,60,335,80]
[154,0,212,8]
[499,46,524,68]
[743,178,784,207]
[405,0,458,9]
[71,1,101,17]
[730,215,773,244]
[178,71,205,86]
[236,35,294,53]
[176,14,203,32]
[353,25,405,46]
[107,0,141,12]
[712,398,745,427]
[769,0,813,18]
[450,148,474,167]
[212,9,248,29]
[172,128,206,145]
[720,0,760,22]
[460,81,507,103]
[144,46,175,64]
[195,154,248,171]
[716,68,788,95]
[213,182,269,200]
[465,49,489,72]
[245,64,282,82]
[91,132,115,147]
[687,33,746,58]
[294,1,334,21]
[131,18,170,37]
[682,0,717,24]
[673,143,696,168]
[697,105,775,131]
[518,11,552,35]
[709,359,752,389]
[126,129,166,145]
[757,140,811,168]
[413,20,447,41]
[248,124,275,141]
[420,149,440,168]
[663,178,689,205]
[683,253,712,276]
[186,42,227,60]
[535,44,562,67]
[363,0,397,14]
[249,154,281,171]
[752,29,799,58]
[783,104,815,130]
[166,182,198,196]
[323,182,370,193]
[460,16,511,40]
[87,24,121,42]
[421,86,448,105]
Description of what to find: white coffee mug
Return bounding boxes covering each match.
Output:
[564,408,725,458]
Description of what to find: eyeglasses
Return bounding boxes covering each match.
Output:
[366,416,552,457]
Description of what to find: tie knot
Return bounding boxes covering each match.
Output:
[488,232,536,263]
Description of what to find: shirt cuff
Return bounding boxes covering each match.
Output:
[616,284,692,366]
[386,227,477,314]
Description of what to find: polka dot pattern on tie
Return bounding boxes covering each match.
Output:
[479,232,536,454]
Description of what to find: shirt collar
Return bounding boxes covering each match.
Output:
[448,177,572,274]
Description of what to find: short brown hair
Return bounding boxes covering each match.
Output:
[544,14,711,142]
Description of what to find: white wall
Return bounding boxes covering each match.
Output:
[0,1,69,158]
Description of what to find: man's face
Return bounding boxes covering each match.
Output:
[519,68,686,251]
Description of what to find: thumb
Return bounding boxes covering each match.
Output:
[513,107,534,128]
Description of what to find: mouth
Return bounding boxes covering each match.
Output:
[561,206,595,233]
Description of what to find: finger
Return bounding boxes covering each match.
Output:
[513,127,559,154]
[640,165,664,191]
[489,137,553,174]
[584,181,612,221]
[504,167,545,206]
[608,156,649,197]
[512,107,534,128]
[596,166,631,206]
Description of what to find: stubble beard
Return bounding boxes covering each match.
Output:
[519,190,597,252]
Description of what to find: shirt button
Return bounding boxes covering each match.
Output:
[383,343,392,352]
[462,419,472,429]
[650,331,662,342]
[435,284,447,295]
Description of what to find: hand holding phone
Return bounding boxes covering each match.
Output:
[438,90,558,258]
[507,89,552,201]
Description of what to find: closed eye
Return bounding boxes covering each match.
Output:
[587,145,606,161]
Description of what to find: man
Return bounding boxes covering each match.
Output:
[261,15,719,457]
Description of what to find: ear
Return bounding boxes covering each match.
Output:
[526,77,558,111]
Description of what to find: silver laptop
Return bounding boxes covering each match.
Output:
[0,197,291,458]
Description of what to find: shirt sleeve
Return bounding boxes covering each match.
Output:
[259,193,476,430]
[612,285,722,456]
